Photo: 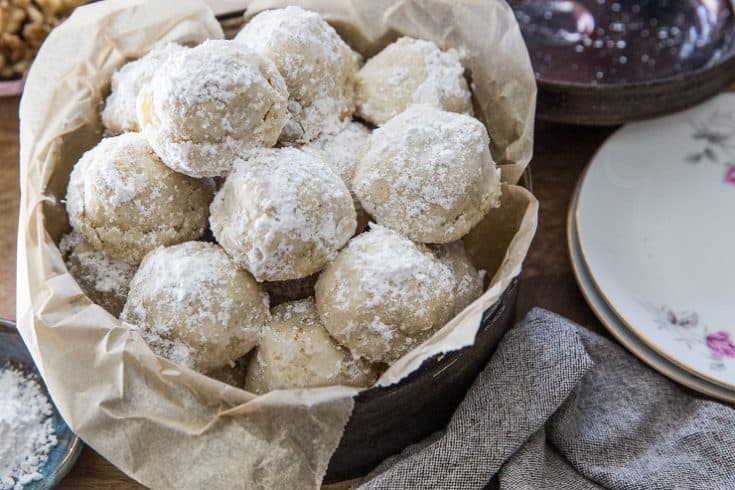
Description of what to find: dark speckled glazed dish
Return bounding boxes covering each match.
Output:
[511,0,735,124]
[0,319,82,489]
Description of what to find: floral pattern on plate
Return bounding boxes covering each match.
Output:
[646,303,734,372]
[686,110,735,186]
[724,165,735,186]
[577,93,735,390]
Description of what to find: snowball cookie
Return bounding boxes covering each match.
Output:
[101,43,184,135]
[304,121,372,231]
[356,37,472,125]
[353,104,501,244]
[431,241,483,316]
[59,231,137,316]
[235,6,358,144]
[65,133,212,264]
[210,147,356,282]
[315,225,455,363]
[245,299,378,393]
[137,39,288,177]
[305,121,370,191]
[121,241,270,372]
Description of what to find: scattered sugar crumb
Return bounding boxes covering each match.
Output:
[0,366,58,490]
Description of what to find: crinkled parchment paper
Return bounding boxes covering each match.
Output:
[16,0,537,487]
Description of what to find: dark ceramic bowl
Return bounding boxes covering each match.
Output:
[0,320,83,488]
[511,0,735,125]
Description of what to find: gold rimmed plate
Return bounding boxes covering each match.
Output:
[575,94,735,391]
[511,0,735,124]
[568,176,735,404]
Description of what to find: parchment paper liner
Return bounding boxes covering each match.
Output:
[16,0,538,487]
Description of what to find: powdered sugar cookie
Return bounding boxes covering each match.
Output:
[245,298,378,393]
[305,121,370,190]
[121,241,269,372]
[353,104,501,243]
[101,43,184,135]
[356,37,472,125]
[431,241,483,316]
[235,6,357,144]
[209,147,356,281]
[314,225,455,363]
[65,133,212,264]
[304,121,372,231]
[137,40,288,177]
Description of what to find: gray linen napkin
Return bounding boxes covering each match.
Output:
[359,308,735,490]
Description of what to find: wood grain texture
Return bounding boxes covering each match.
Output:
[0,96,673,486]
[0,96,19,321]
[517,121,615,333]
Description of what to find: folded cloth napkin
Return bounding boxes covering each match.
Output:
[359,308,735,490]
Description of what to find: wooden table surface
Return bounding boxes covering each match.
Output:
[0,93,618,488]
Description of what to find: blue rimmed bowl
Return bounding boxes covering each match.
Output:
[0,319,83,489]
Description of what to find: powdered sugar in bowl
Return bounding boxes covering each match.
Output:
[0,320,82,489]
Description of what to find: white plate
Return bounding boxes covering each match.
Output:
[576,93,735,390]
[568,179,735,403]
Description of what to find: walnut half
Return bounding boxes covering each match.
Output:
[0,0,86,80]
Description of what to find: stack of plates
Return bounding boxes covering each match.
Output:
[569,93,735,403]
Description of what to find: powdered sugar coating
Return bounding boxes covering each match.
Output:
[121,241,270,372]
[65,133,212,263]
[353,104,501,243]
[210,147,356,282]
[356,37,472,125]
[305,121,372,232]
[314,224,455,363]
[101,43,184,135]
[60,231,137,316]
[245,298,378,393]
[305,121,370,190]
[137,40,288,177]
[431,241,484,316]
[235,6,357,144]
